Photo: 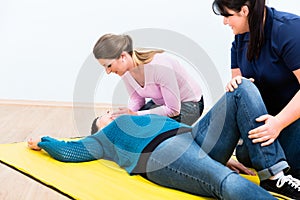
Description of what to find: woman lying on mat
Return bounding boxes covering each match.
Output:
[28,80,300,200]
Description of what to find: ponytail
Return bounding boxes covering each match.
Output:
[247,0,265,61]
[132,48,164,66]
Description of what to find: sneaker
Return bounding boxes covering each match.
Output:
[260,175,300,200]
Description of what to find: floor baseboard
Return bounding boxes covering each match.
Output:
[0,99,124,108]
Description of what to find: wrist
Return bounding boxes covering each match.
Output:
[274,115,286,132]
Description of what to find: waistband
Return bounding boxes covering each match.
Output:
[131,127,192,177]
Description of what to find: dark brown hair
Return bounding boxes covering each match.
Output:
[212,0,266,61]
[91,117,99,135]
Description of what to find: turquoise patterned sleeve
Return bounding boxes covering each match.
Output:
[37,136,103,162]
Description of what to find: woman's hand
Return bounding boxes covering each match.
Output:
[226,158,256,175]
[248,114,283,146]
[27,138,42,151]
[225,76,255,92]
[111,107,137,119]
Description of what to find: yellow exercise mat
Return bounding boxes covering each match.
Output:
[0,142,259,200]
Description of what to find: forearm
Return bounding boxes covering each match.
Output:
[38,136,103,162]
[275,90,300,130]
[128,94,146,112]
[137,104,179,117]
[231,68,242,78]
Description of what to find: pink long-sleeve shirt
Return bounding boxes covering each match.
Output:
[122,53,203,117]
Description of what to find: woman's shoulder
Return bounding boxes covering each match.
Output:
[147,52,180,70]
[271,7,300,26]
[150,52,172,63]
[269,7,300,41]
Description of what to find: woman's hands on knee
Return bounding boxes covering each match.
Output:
[248,114,283,146]
[226,76,255,92]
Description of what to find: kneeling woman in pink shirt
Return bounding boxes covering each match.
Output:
[93,33,203,125]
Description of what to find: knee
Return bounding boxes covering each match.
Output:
[237,78,254,90]
[233,78,259,96]
[225,78,262,105]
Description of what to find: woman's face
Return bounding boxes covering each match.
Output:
[96,113,113,130]
[97,52,134,76]
[223,6,249,35]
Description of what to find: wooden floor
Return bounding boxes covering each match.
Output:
[0,102,110,200]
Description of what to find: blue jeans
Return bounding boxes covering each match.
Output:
[237,118,300,179]
[279,118,300,179]
[139,98,204,126]
[146,80,285,199]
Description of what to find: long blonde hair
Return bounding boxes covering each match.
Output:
[132,48,164,66]
[93,33,164,66]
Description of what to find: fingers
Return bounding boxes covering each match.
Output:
[248,130,275,146]
[247,114,279,146]
[249,78,255,82]
[226,77,241,92]
[111,107,130,118]
[27,138,42,151]
[111,108,124,114]
[261,138,275,147]
[237,165,256,176]
[229,166,240,174]
[225,76,255,92]
[248,126,266,136]
[255,114,269,122]
[226,159,256,175]
[248,114,270,135]
[225,76,242,92]
[27,138,33,146]
[110,107,137,119]
[248,125,268,137]
[248,125,275,146]
[243,168,256,176]
[250,134,270,143]
[248,126,270,143]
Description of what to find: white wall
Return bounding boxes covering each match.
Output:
[1,0,299,105]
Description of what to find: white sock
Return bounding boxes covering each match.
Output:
[269,171,284,180]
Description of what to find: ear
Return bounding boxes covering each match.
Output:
[120,51,127,62]
[241,5,249,17]
[120,51,131,62]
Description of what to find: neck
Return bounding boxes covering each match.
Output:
[130,65,145,87]
[127,57,136,71]
[263,7,267,26]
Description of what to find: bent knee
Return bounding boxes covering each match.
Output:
[235,78,259,94]
[239,78,254,88]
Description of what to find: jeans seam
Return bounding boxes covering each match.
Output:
[148,158,221,198]
[219,172,236,200]
[236,92,271,168]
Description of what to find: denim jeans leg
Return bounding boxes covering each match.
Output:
[179,100,204,126]
[146,133,275,200]
[139,99,204,126]
[191,79,289,180]
[278,118,300,179]
[235,143,252,167]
